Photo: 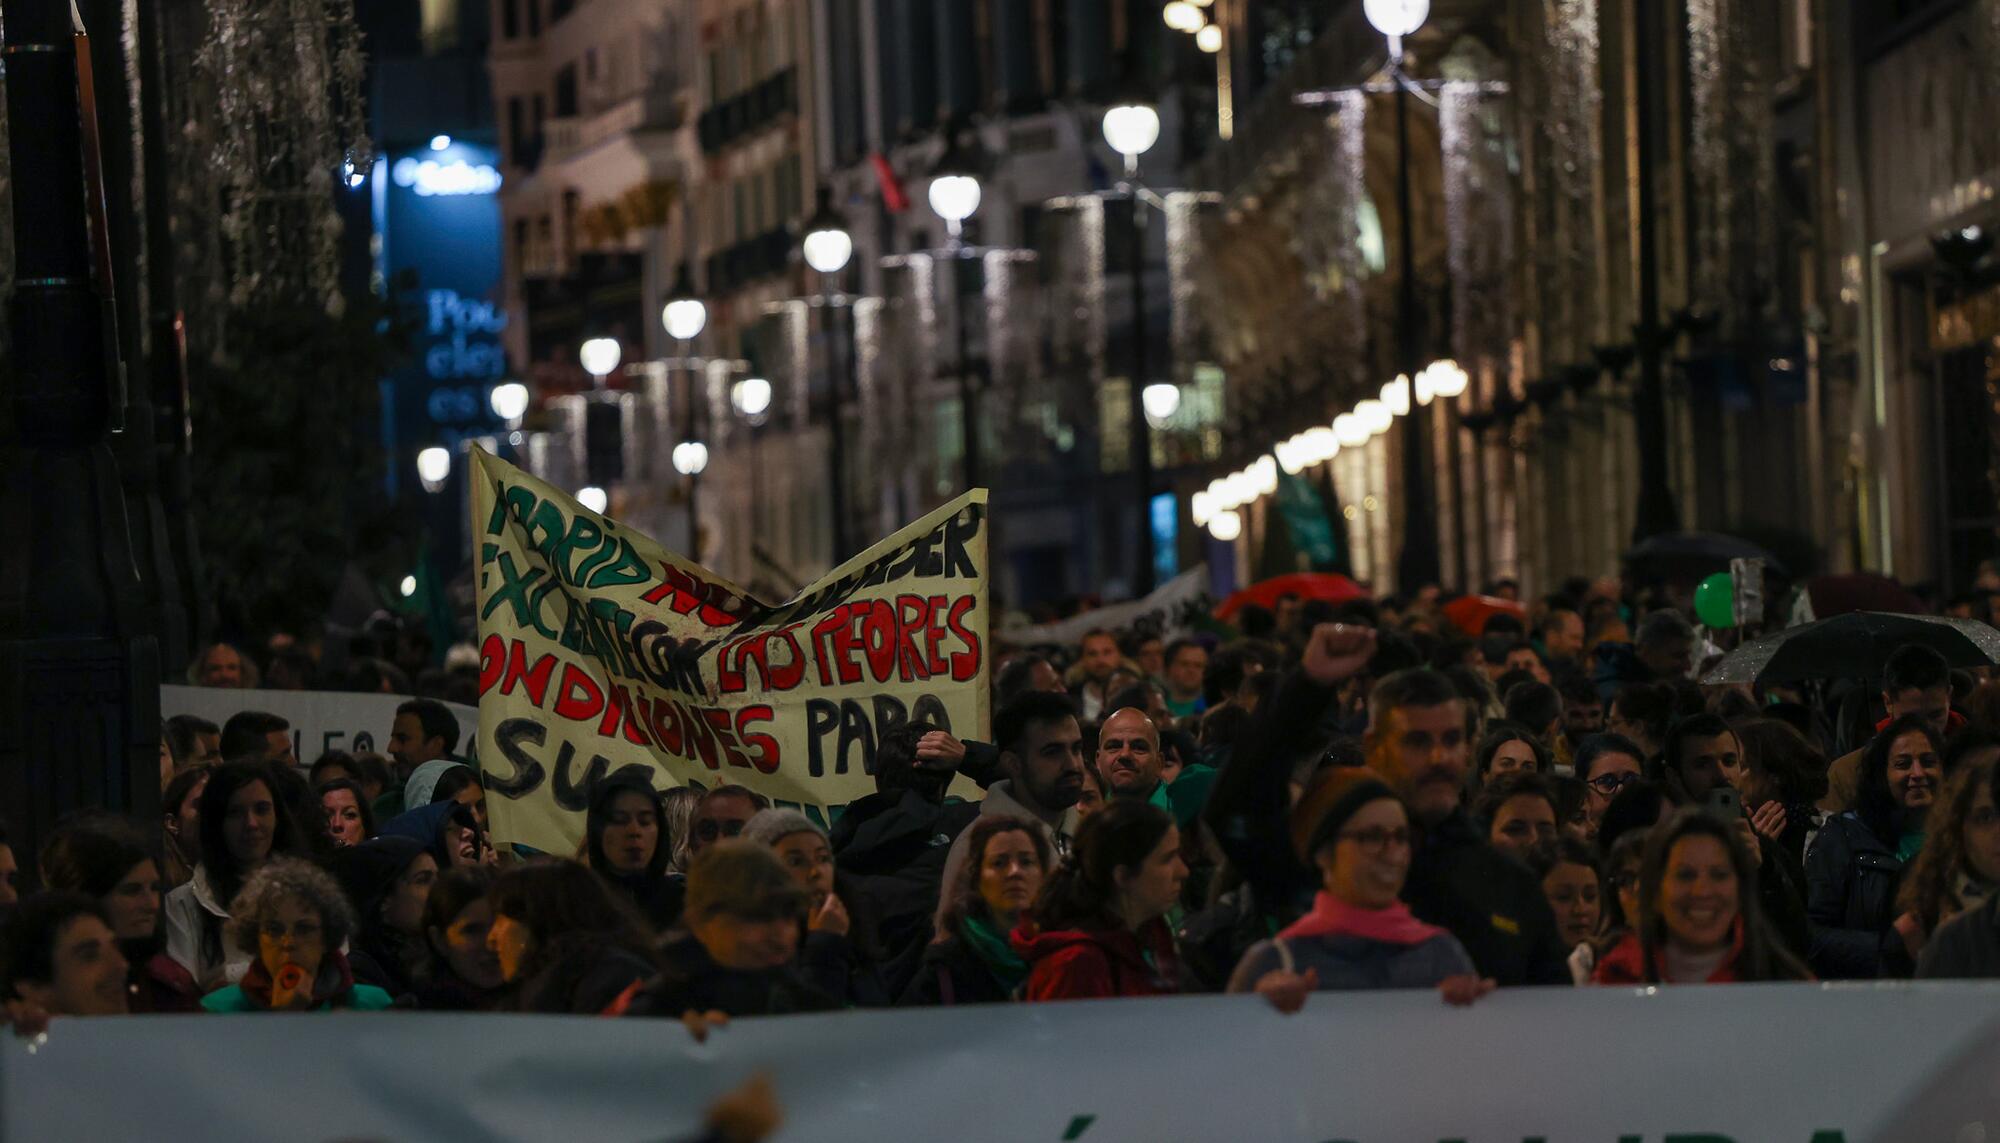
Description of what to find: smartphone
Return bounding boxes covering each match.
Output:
[1705,786,1744,821]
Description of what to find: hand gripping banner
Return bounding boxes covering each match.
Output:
[470,448,989,854]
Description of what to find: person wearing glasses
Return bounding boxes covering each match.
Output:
[1229,768,1491,1011]
[690,786,769,859]
[200,858,393,1012]
[1574,733,1648,841]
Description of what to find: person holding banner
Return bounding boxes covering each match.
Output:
[0,894,130,1019]
[201,858,394,1012]
[487,862,660,1015]
[903,816,1051,1005]
[329,837,439,1001]
[1012,800,1186,1001]
[1593,809,1811,985]
[411,866,505,1010]
[583,776,686,931]
[1227,769,1489,1010]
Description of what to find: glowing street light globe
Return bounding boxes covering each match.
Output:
[1195,23,1224,53]
[1334,413,1370,448]
[415,446,451,489]
[1192,490,1215,528]
[489,381,530,421]
[802,227,853,275]
[578,337,621,380]
[1382,374,1411,416]
[1141,382,1182,425]
[672,441,710,476]
[1356,398,1393,436]
[731,377,773,418]
[1208,509,1243,542]
[399,575,417,598]
[1163,1,1203,32]
[1304,426,1339,463]
[928,174,982,225]
[1102,103,1161,161]
[1428,358,1470,398]
[1276,435,1307,475]
[1250,455,1278,495]
[662,297,707,343]
[1363,0,1429,37]
[578,485,608,513]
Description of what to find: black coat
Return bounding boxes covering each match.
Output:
[1805,812,1909,979]
[625,934,841,1019]
[897,933,1017,1006]
[829,788,981,992]
[602,869,687,934]
[1404,808,1573,987]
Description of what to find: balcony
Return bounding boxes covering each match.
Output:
[703,228,794,295]
[543,88,689,165]
[697,67,798,156]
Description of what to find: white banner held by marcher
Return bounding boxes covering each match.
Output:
[161,685,478,766]
[1002,566,1211,649]
[6,984,1998,1141]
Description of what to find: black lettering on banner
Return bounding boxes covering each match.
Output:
[487,718,550,798]
[550,740,612,812]
[872,694,909,742]
[806,698,839,777]
[941,505,981,578]
[839,700,876,775]
[803,693,957,779]
[910,693,953,732]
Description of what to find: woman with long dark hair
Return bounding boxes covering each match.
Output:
[38,817,201,1012]
[162,761,309,990]
[411,865,504,1010]
[160,766,209,891]
[486,861,660,1014]
[902,815,1051,1005]
[1594,808,1811,984]
[583,776,685,931]
[328,836,438,1001]
[1894,750,1998,965]
[317,779,376,849]
[1806,714,1945,978]
[1012,799,1186,1001]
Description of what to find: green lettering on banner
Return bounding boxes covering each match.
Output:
[1060,1115,1095,1140]
[1807,1134,1848,1143]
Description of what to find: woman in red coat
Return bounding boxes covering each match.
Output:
[1013,799,1186,1000]
[1593,808,1810,985]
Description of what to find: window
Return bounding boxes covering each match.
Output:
[550,0,574,20]
[555,63,579,116]
[733,179,748,242]
[526,0,540,36]
[506,98,525,164]
[532,94,545,132]
[585,47,598,82]
[502,0,520,39]
[513,218,529,265]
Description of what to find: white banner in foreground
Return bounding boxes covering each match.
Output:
[5,984,1999,1142]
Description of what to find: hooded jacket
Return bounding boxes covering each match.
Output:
[830,787,981,979]
[328,836,432,999]
[378,801,464,869]
[584,778,686,932]
[1012,917,1180,1001]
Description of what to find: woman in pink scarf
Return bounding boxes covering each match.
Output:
[1227,768,1495,1012]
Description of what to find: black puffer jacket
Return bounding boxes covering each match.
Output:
[1805,812,1909,979]
[1404,808,1572,987]
[624,933,841,1019]
[829,788,981,993]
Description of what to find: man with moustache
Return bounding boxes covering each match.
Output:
[1365,668,1571,985]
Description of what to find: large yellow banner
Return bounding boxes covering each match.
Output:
[470,448,989,854]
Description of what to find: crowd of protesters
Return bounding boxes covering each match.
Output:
[7,575,2000,1057]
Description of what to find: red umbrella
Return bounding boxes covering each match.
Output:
[1805,574,1924,618]
[1443,594,1527,638]
[1215,573,1367,621]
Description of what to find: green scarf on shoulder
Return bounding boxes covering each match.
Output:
[960,915,1029,992]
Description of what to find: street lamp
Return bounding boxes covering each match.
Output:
[1142,381,1182,427]
[1195,23,1224,53]
[578,485,608,514]
[731,376,772,419]
[802,186,857,559]
[662,265,708,344]
[416,446,450,493]
[489,381,529,422]
[672,441,709,476]
[1101,97,1165,593]
[929,128,987,493]
[1162,1,1203,32]
[662,265,707,559]
[578,337,621,384]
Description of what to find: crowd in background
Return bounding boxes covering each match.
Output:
[6,574,2000,1056]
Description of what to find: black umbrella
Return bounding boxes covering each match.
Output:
[1625,531,1787,578]
[1701,612,2000,685]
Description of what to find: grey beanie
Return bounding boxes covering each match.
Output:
[741,807,827,849]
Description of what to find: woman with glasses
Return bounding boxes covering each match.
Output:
[1593,809,1811,984]
[1473,772,1560,864]
[1573,734,1648,841]
[1228,768,1492,1011]
[1807,715,1948,979]
[200,858,394,1011]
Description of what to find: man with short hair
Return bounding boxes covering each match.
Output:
[935,692,1087,930]
[1824,644,1965,813]
[378,698,462,820]
[1503,642,1551,686]
[164,714,222,770]
[1365,667,1570,985]
[1558,674,1604,739]
[1127,633,1166,682]
[218,711,295,768]
[1,894,130,1017]
[1071,629,1124,721]
[1161,638,1209,719]
[1540,607,1585,665]
[690,785,769,858]
[995,654,1065,706]
[1634,610,1694,682]
[1096,707,1169,812]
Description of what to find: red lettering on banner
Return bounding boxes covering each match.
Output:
[651,697,685,755]
[737,706,779,774]
[599,683,652,746]
[499,640,558,706]
[552,664,605,721]
[638,562,737,626]
[717,624,809,695]
[702,708,750,769]
[947,594,982,681]
[894,595,931,682]
[860,599,897,683]
[478,635,505,694]
[925,594,951,677]
[685,701,720,769]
